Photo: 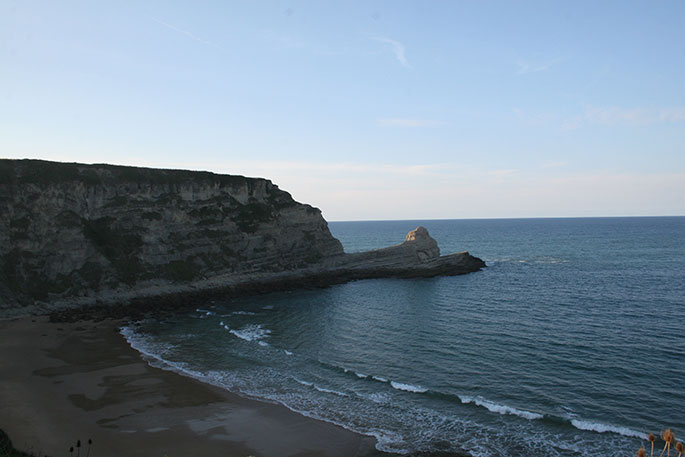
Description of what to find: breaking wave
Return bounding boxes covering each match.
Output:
[570,419,647,439]
[229,324,271,342]
[460,396,543,420]
[390,381,428,393]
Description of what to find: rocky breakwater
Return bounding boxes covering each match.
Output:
[330,226,486,279]
[0,159,484,318]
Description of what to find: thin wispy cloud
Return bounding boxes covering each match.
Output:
[221,160,452,177]
[658,107,685,122]
[540,160,569,169]
[374,36,411,68]
[487,169,517,177]
[377,118,445,128]
[562,105,685,129]
[516,57,562,75]
[214,160,528,185]
[585,106,651,125]
[513,108,557,126]
[561,116,584,131]
[104,157,459,180]
[151,17,217,47]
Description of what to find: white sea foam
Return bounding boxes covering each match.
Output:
[122,326,406,454]
[219,321,224,326]
[258,341,269,347]
[231,311,257,316]
[229,324,271,342]
[570,419,647,439]
[459,396,543,420]
[294,378,313,387]
[357,392,390,404]
[294,377,347,397]
[355,372,367,379]
[372,430,409,455]
[313,385,348,397]
[120,325,173,366]
[123,311,645,457]
[121,326,202,379]
[390,381,428,393]
[123,324,500,456]
[194,308,212,319]
[223,325,230,330]
[533,257,569,264]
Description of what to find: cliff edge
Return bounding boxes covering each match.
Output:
[0,159,485,317]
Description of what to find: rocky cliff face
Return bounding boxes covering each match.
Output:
[0,159,343,313]
[1,159,485,317]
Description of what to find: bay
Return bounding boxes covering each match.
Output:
[123,217,685,457]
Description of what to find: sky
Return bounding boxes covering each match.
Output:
[1,1,684,221]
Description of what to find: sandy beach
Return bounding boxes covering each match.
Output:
[0,316,382,457]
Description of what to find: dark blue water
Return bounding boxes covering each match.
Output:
[123,217,685,456]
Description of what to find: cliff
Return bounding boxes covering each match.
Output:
[0,159,485,317]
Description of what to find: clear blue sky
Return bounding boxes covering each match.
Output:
[2,1,684,220]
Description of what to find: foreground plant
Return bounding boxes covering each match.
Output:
[660,429,675,457]
[640,429,681,457]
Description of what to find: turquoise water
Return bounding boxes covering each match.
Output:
[123,217,685,456]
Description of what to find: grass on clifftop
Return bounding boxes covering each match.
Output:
[0,159,254,187]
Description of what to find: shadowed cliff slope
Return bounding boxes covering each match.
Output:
[0,159,484,317]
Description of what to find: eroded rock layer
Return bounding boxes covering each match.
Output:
[0,159,484,317]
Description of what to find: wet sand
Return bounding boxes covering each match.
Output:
[0,316,382,457]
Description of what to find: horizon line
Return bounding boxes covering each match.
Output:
[328,215,685,223]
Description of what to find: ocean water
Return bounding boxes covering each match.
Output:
[122,217,685,457]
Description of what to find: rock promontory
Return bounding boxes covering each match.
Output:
[0,159,485,317]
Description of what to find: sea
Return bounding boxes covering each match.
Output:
[121,217,685,457]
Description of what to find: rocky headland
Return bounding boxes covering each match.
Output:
[0,159,485,318]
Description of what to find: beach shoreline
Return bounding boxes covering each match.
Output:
[0,316,384,457]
